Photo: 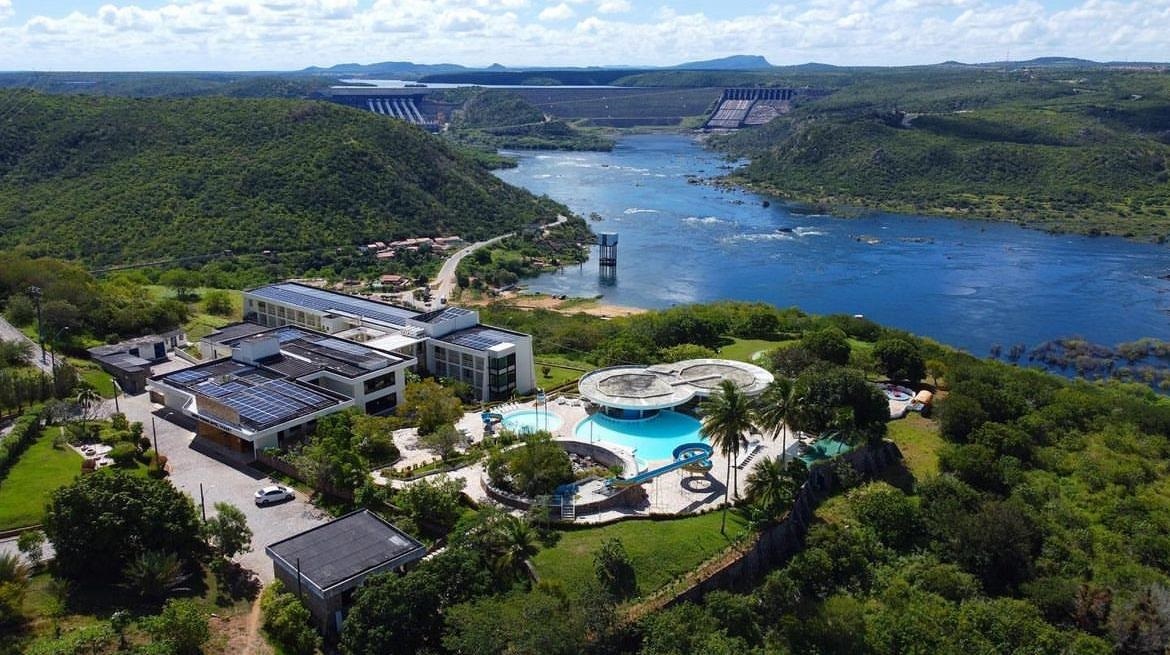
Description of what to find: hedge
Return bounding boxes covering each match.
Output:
[0,407,44,477]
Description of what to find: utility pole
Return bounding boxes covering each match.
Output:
[199,483,206,522]
[28,286,45,365]
[151,416,159,455]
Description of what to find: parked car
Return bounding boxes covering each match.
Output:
[254,484,294,506]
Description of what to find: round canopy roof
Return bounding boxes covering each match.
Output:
[578,358,774,411]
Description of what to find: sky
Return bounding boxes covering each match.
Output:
[0,0,1167,71]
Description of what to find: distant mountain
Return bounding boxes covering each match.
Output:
[301,61,471,78]
[675,55,773,70]
[936,56,1167,69]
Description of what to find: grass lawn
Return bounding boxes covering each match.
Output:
[0,429,80,530]
[144,285,243,341]
[535,357,591,389]
[531,511,749,599]
[887,413,944,479]
[717,338,791,363]
[74,361,117,397]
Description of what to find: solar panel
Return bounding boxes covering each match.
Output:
[262,379,333,408]
[273,327,312,343]
[167,369,211,384]
[196,380,249,399]
[440,326,516,351]
[313,337,375,358]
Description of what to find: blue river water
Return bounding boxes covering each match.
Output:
[495,134,1170,356]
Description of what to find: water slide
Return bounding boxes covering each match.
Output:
[607,442,713,489]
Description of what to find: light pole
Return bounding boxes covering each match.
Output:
[49,326,69,394]
[27,286,45,365]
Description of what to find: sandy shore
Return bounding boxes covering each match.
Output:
[460,290,646,318]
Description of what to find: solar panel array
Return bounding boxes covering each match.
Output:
[197,380,249,399]
[222,390,305,428]
[167,369,212,384]
[250,284,419,328]
[440,326,517,351]
[273,327,313,343]
[260,379,334,409]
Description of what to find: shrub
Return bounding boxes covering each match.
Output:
[0,408,44,478]
[261,581,322,655]
[594,538,637,600]
[147,598,209,655]
[109,442,138,467]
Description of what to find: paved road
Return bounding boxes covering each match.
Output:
[428,214,570,307]
[0,315,51,373]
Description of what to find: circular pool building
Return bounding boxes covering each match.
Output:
[577,358,774,419]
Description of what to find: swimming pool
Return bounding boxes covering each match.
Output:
[574,410,704,462]
[798,438,853,465]
[502,409,563,434]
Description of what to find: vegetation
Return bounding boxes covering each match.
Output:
[455,216,594,290]
[712,68,1170,240]
[260,581,321,655]
[0,92,567,266]
[42,471,203,583]
[0,418,79,531]
[448,89,614,151]
[486,432,574,497]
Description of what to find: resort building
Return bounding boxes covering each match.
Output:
[578,358,773,419]
[265,509,426,637]
[87,329,187,395]
[148,325,414,459]
[240,282,535,402]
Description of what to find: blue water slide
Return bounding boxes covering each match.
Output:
[607,442,713,488]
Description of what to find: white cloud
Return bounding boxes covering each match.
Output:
[597,0,631,13]
[538,3,575,20]
[0,0,1168,70]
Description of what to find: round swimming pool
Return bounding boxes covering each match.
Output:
[501,409,563,434]
[575,410,704,462]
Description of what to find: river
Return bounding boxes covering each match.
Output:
[494,134,1170,357]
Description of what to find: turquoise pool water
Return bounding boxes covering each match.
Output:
[502,409,563,434]
[798,438,853,465]
[575,411,704,462]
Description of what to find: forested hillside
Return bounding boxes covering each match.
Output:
[0,92,566,265]
[712,68,1170,240]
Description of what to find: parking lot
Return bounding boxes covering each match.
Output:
[118,384,328,581]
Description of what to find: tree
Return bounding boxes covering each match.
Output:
[756,376,797,458]
[420,422,464,462]
[926,358,948,388]
[340,571,445,655]
[744,456,805,518]
[43,472,203,582]
[801,326,852,365]
[1111,584,1170,655]
[442,590,586,655]
[202,289,234,316]
[939,394,988,442]
[847,482,920,550]
[147,598,210,655]
[0,552,29,627]
[121,550,190,600]
[398,378,463,435]
[260,581,322,655]
[491,514,539,581]
[505,433,574,497]
[204,502,253,560]
[790,366,889,445]
[0,338,33,367]
[700,379,757,533]
[873,337,927,383]
[75,385,102,425]
[659,343,717,362]
[5,294,35,327]
[393,475,465,534]
[159,269,202,301]
[17,531,45,569]
[593,537,637,600]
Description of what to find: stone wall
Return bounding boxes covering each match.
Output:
[664,440,904,606]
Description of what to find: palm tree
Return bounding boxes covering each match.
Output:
[744,456,797,519]
[75,385,101,424]
[700,379,757,534]
[492,515,539,581]
[756,377,797,461]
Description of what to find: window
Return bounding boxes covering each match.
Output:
[364,371,396,394]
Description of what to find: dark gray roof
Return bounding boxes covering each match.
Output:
[248,283,420,328]
[266,510,425,593]
[437,325,524,351]
[92,352,152,373]
[413,306,472,324]
[204,322,270,344]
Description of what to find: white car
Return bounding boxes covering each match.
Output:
[254,484,294,506]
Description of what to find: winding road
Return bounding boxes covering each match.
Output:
[429,214,569,306]
[0,315,51,373]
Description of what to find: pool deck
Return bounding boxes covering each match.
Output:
[452,397,804,521]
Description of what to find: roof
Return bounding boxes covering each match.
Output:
[221,326,410,378]
[578,359,774,411]
[437,325,524,351]
[247,282,421,329]
[413,306,473,325]
[204,322,271,345]
[265,509,426,594]
[155,361,346,432]
[91,351,152,374]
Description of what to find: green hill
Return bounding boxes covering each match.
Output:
[448,89,613,151]
[713,69,1170,240]
[0,91,566,265]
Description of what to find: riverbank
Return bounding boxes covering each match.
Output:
[459,290,646,319]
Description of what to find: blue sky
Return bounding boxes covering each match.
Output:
[1,0,1167,71]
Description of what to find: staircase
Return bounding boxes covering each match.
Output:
[559,497,576,521]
